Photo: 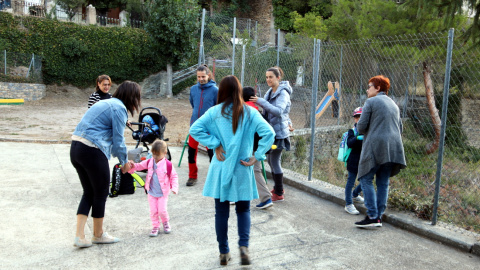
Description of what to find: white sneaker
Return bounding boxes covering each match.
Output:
[345,204,360,215]
[353,196,364,203]
[91,232,120,244]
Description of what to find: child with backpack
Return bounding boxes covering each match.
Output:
[243,86,273,209]
[128,139,179,236]
[344,107,365,215]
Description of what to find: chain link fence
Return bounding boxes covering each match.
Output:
[198,11,480,234]
[0,50,42,83]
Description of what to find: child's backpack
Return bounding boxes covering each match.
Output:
[109,163,136,197]
[337,129,357,165]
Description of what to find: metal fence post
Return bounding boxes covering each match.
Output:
[232,17,236,75]
[27,53,34,78]
[241,45,246,86]
[402,72,410,118]
[4,50,6,75]
[432,28,455,225]
[198,8,206,66]
[276,29,280,67]
[337,45,343,125]
[254,21,258,48]
[308,39,320,181]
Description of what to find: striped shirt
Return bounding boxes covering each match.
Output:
[88,91,112,108]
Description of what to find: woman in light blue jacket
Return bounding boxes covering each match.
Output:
[250,66,293,202]
[70,81,141,248]
[190,75,275,266]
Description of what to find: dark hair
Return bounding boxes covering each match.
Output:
[368,75,391,95]
[95,74,111,92]
[217,75,245,134]
[242,86,255,102]
[112,81,141,116]
[266,66,284,79]
[197,64,214,81]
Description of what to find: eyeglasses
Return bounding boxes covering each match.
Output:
[353,115,361,118]
[367,84,374,88]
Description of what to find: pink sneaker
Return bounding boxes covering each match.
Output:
[163,221,171,234]
[149,227,160,237]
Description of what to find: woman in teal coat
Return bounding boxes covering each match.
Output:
[189,75,275,266]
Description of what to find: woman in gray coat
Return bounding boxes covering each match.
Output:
[250,67,293,202]
[355,75,406,228]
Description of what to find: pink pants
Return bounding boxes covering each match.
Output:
[147,194,169,227]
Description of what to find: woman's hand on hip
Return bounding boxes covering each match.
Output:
[215,144,226,161]
[240,156,257,166]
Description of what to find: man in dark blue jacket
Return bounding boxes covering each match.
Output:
[187,65,218,186]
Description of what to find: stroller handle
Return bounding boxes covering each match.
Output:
[139,107,162,117]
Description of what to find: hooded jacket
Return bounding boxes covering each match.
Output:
[255,81,293,139]
[189,80,218,126]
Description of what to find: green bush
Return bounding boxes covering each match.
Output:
[0,13,165,87]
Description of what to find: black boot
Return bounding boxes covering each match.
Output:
[270,172,276,194]
[273,173,284,195]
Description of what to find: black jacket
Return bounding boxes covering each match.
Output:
[346,125,363,173]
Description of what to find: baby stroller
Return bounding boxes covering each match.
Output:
[127,107,171,161]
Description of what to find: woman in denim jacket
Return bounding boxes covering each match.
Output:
[71,81,141,248]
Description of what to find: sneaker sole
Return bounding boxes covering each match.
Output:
[73,243,92,248]
[355,223,382,228]
[256,202,273,209]
[92,239,120,244]
[345,210,360,215]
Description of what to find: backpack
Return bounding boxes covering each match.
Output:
[109,163,136,197]
[337,128,357,165]
[109,159,173,197]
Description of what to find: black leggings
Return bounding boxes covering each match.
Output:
[70,141,110,218]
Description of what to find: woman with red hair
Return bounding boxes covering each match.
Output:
[354,75,407,228]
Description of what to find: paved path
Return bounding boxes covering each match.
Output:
[0,142,479,269]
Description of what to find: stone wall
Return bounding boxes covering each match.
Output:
[243,0,275,44]
[462,99,480,148]
[0,82,45,100]
[214,0,275,44]
[286,125,347,167]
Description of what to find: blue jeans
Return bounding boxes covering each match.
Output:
[359,163,393,219]
[345,170,362,205]
[214,199,250,254]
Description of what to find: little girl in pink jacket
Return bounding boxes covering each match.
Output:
[128,139,179,237]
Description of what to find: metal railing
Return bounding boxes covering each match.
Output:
[0,50,43,83]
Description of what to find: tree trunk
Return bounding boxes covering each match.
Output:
[423,62,441,154]
[166,62,173,98]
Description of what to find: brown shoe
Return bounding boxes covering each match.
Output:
[219,253,231,266]
[239,246,250,265]
[186,178,197,186]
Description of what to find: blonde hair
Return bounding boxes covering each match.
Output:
[151,139,167,155]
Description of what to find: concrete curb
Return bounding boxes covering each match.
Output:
[276,168,480,256]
